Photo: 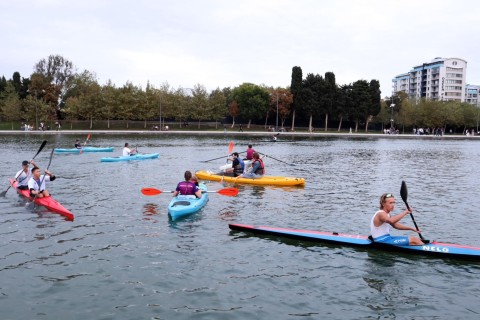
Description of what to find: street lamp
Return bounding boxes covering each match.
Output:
[275,93,279,132]
[159,94,162,131]
[390,103,395,133]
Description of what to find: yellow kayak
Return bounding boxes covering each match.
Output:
[195,170,305,186]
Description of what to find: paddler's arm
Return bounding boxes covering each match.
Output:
[45,169,56,181]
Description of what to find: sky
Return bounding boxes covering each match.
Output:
[2,0,480,98]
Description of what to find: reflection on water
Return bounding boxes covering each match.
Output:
[1,134,480,319]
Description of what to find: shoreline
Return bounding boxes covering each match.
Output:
[0,130,479,140]
[0,130,480,140]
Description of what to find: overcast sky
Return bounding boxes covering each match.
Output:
[2,0,479,97]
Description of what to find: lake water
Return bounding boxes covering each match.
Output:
[0,133,479,319]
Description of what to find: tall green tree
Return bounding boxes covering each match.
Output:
[323,72,337,131]
[351,80,370,132]
[209,88,227,128]
[190,84,210,128]
[231,83,269,128]
[300,73,324,131]
[366,80,381,132]
[290,66,303,131]
[336,84,353,131]
[0,82,22,129]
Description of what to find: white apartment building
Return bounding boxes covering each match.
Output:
[465,84,480,107]
[392,57,467,102]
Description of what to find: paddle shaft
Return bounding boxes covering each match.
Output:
[400,180,426,242]
[79,134,91,154]
[258,152,294,166]
[403,200,426,242]
[32,148,55,208]
[1,141,47,197]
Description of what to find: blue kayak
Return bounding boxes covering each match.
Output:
[55,147,114,153]
[229,224,480,261]
[100,153,159,162]
[168,183,209,220]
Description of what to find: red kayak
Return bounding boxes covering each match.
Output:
[9,179,74,221]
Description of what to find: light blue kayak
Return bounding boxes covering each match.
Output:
[55,147,114,153]
[100,153,159,162]
[168,183,209,220]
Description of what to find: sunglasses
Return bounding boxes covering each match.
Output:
[385,193,394,198]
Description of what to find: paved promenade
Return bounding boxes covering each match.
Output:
[1,129,479,139]
[1,129,479,140]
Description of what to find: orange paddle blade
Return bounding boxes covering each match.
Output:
[228,141,234,154]
[217,187,239,196]
[141,188,162,196]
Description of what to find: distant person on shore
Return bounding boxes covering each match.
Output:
[122,143,137,156]
[173,170,202,198]
[236,152,264,180]
[370,193,423,246]
[28,167,56,198]
[245,144,256,160]
[14,160,38,190]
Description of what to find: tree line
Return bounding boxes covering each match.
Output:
[1,54,478,132]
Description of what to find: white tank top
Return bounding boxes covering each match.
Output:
[370,210,390,238]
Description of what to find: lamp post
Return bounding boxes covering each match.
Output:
[159,94,162,130]
[275,93,279,132]
[390,103,395,133]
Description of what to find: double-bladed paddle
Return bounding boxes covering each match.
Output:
[141,187,239,197]
[400,180,428,244]
[258,152,295,166]
[0,140,47,197]
[200,142,235,163]
[79,133,91,154]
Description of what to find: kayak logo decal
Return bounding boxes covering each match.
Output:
[423,246,449,253]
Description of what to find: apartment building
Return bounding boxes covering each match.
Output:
[392,57,467,102]
[465,84,480,107]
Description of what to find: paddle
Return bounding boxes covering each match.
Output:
[0,140,47,197]
[141,187,239,197]
[79,133,91,154]
[200,142,236,163]
[258,152,295,166]
[32,148,55,209]
[400,180,428,243]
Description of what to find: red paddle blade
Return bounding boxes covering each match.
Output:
[217,187,239,196]
[86,134,91,141]
[228,141,234,154]
[141,188,162,196]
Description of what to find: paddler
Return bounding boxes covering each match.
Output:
[224,152,245,177]
[370,193,423,246]
[14,160,38,190]
[122,143,137,156]
[236,152,264,180]
[74,139,82,149]
[28,166,56,198]
[245,144,256,160]
[173,171,202,198]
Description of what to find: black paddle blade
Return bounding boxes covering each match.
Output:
[0,190,7,197]
[400,181,408,207]
[33,140,48,159]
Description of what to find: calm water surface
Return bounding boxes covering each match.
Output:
[0,133,479,319]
